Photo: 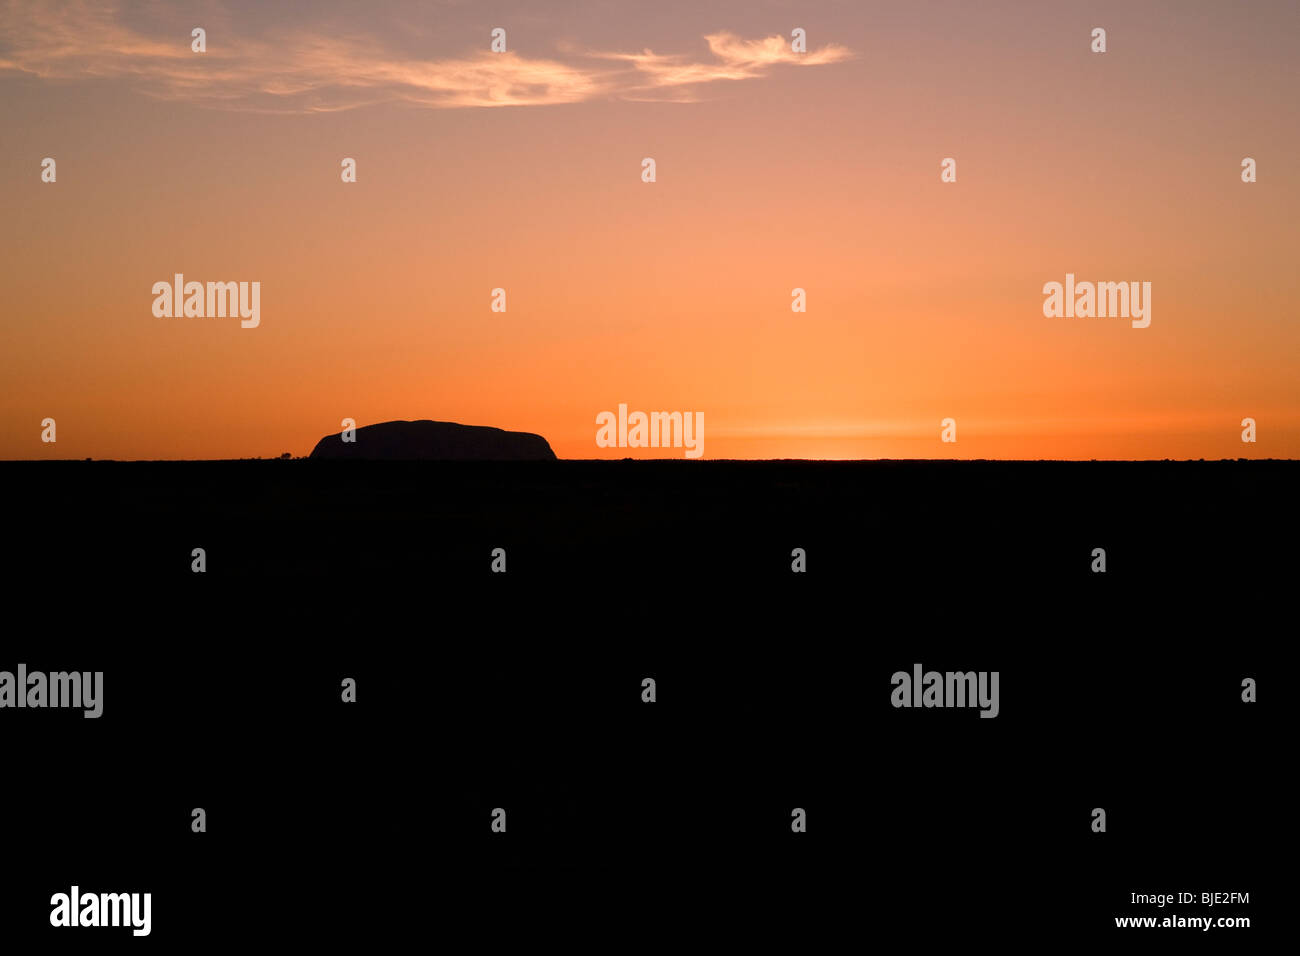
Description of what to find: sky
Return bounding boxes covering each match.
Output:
[1,0,1297,460]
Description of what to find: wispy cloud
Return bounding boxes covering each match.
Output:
[601,32,852,87]
[594,31,853,102]
[0,2,851,111]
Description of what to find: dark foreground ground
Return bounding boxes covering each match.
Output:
[0,459,1288,946]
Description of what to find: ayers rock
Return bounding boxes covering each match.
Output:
[308,420,556,461]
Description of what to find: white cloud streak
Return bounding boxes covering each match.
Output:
[0,2,852,111]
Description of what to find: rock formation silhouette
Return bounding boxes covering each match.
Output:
[308,420,556,461]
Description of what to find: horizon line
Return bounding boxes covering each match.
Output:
[3,457,1294,464]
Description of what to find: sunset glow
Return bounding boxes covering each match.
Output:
[3,0,1296,460]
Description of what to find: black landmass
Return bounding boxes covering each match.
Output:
[0,458,1285,945]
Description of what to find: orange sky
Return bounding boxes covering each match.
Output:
[2,0,1297,459]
